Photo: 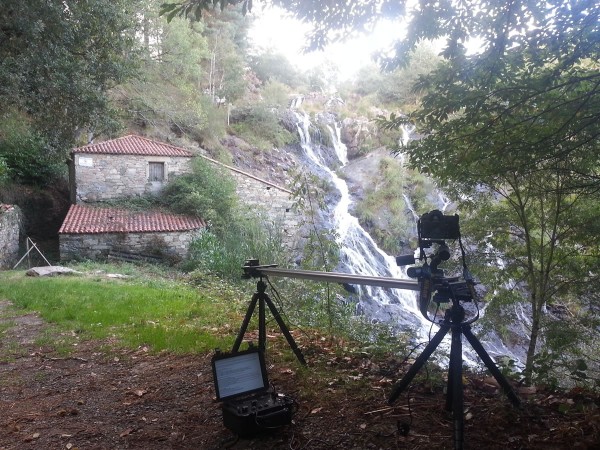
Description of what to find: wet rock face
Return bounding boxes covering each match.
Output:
[340,117,377,160]
[0,205,22,269]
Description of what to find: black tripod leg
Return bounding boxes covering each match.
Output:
[258,294,266,352]
[263,293,307,365]
[447,325,464,450]
[462,326,520,407]
[232,293,259,353]
[388,324,450,404]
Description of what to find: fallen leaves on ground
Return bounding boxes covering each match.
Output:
[1,328,598,449]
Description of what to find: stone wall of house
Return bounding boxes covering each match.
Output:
[71,153,192,203]
[60,230,200,262]
[224,166,302,248]
[0,205,22,269]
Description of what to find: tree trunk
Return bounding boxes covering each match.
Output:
[143,14,150,51]
[524,294,542,384]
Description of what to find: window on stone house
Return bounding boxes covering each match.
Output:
[148,162,165,182]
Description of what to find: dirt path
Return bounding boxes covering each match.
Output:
[1,302,599,449]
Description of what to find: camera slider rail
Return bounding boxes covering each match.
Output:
[242,261,420,291]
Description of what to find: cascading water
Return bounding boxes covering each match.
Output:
[290,109,527,367]
[294,112,430,335]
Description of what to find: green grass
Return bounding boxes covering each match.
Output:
[0,268,247,354]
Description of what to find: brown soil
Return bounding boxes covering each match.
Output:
[1,302,599,450]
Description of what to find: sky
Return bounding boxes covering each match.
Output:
[248,7,404,81]
[247,6,487,83]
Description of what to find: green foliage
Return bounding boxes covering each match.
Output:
[162,1,407,52]
[153,15,209,81]
[288,171,346,337]
[277,277,351,333]
[407,170,438,215]
[120,2,251,153]
[185,211,288,280]
[195,99,229,152]
[229,105,296,150]
[0,111,66,185]
[352,64,385,97]
[458,173,600,382]
[160,157,237,233]
[383,45,440,105]
[248,51,304,88]
[353,157,428,254]
[291,171,341,272]
[348,43,441,108]
[260,80,294,108]
[160,0,253,22]
[371,0,600,384]
[527,312,600,389]
[0,0,139,152]
[202,11,248,104]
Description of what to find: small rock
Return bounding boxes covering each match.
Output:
[26,266,81,277]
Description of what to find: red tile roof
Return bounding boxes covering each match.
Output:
[59,205,205,234]
[72,135,194,157]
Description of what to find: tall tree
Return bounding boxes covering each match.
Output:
[0,0,140,157]
[202,10,248,105]
[378,0,600,382]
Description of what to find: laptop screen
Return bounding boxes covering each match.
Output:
[212,348,268,400]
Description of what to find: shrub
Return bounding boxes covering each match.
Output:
[185,211,288,280]
[160,157,237,234]
[229,105,296,150]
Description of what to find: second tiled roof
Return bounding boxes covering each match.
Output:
[59,204,205,234]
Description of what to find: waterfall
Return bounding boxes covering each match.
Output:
[399,123,415,148]
[403,193,420,223]
[291,111,528,368]
[290,95,304,109]
[294,112,430,334]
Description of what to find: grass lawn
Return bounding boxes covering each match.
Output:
[0,264,249,354]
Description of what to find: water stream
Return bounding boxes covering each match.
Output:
[290,110,526,366]
[294,112,430,335]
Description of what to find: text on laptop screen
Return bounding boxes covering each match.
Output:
[213,351,267,399]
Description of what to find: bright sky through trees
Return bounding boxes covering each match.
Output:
[248,6,403,81]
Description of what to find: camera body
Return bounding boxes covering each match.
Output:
[396,210,475,318]
[418,210,460,241]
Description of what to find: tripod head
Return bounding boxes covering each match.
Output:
[242,258,279,279]
[396,210,478,321]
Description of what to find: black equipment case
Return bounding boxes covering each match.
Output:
[211,347,294,436]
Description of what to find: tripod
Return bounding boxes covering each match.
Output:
[388,298,521,450]
[233,277,306,365]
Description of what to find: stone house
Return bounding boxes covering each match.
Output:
[60,135,203,262]
[59,134,301,262]
[59,204,205,261]
[68,134,194,204]
[202,154,299,241]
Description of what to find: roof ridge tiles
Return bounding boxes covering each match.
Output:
[72,135,194,157]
